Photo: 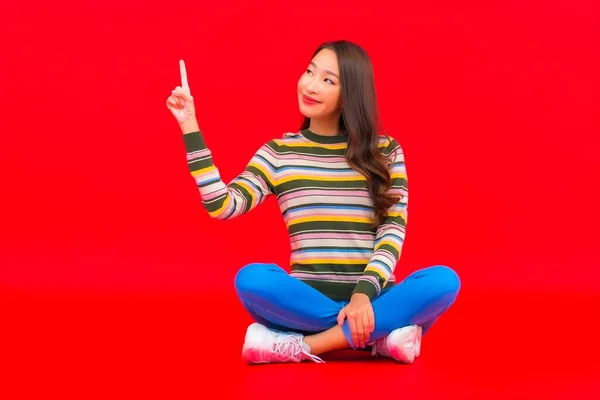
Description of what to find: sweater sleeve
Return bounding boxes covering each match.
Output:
[183,131,278,220]
[352,138,408,300]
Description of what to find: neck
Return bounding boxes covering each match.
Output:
[309,116,340,136]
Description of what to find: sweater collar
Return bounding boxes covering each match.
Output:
[301,128,348,144]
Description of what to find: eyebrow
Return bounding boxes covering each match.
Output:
[310,61,339,79]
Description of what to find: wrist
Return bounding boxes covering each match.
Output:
[352,279,378,301]
[180,119,200,134]
[351,292,370,301]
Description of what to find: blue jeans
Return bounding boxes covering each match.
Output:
[234,263,461,348]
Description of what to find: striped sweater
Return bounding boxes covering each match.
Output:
[183,128,408,301]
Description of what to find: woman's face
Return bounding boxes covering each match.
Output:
[297,48,342,120]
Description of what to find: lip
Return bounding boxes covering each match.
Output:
[302,94,322,105]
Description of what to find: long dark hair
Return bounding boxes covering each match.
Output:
[300,40,399,227]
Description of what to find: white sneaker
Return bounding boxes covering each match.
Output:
[241,323,324,364]
[371,324,422,363]
[415,325,423,357]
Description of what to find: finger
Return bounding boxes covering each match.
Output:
[337,309,346,326]
[172,87,193,101]
[368,309,375,333]
[362,312,370,344]
[170,89,186,106]
[349,313,359,348]
[166,98,178,112]
[166,97,178,108]
[356,315,365,347]
[179,59,190,94]
[172,87,184,96]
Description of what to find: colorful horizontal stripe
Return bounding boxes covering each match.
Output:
[182,128,408,300]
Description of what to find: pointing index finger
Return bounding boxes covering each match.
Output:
[179,59,190,93]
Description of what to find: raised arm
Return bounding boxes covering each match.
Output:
[167,60,278,219]
[183,132,277,219]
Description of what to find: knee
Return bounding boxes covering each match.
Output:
[234,263,277,294]
[425,265,461,297]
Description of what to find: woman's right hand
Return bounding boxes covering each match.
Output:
[166,59,199,133]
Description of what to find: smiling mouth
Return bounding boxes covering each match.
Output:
[302,94,321,105]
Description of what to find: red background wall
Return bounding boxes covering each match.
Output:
[1,0,598,294]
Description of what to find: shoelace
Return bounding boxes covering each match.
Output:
[271,334,324,363]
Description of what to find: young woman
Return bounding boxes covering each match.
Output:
[166,40,460,364]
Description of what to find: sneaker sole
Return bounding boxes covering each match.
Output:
[415,325,423,358]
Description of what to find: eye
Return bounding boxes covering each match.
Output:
[306,69,313,75]
[325,78,334,85]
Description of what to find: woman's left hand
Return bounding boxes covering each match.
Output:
[337,293,375,348]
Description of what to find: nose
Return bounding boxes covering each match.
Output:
[306,76,318,94]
